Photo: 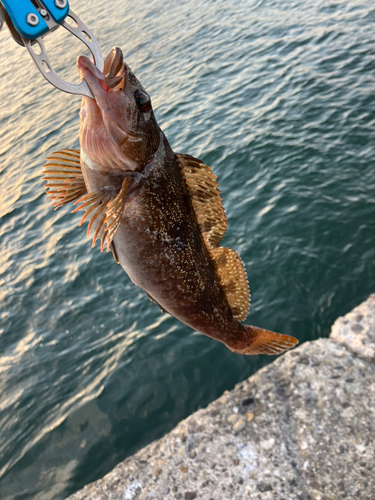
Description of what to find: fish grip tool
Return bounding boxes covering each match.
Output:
[0,0,103,98]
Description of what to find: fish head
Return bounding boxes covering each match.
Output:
[78,47,160,172]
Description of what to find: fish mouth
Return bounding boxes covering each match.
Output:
[78,48,142,143]
[77,56,111,96]
[77,47,126,98]
[103,47,125,85]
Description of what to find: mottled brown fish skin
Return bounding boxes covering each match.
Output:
[45,48,298,355]
[110,136,250,351]
[81,131,249,349]
[81,135,293,354]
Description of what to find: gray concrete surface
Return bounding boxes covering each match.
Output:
[68,295,375,500]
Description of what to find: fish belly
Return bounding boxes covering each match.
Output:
[110,167,235,336]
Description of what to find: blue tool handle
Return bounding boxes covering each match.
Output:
[42,0,70,24]
[1,0,69,39]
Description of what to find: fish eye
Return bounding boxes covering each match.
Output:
[134,90,151,112]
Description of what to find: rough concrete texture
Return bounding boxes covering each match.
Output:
[330,295,375,362]
[68,295,375,500]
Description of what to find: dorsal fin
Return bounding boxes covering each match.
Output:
[177,154,227,247]
[176,153,250,320]
[43,149,86,209]
[210,247,250,321]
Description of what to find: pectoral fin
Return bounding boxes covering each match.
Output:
[44,149,130,255]
[72,176,131,252]
[43,149,86,209]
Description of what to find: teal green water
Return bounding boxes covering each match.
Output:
[1,0,375,498]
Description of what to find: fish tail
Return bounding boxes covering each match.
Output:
[227,325,298,355]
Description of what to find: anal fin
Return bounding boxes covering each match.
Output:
[43,149,86,209]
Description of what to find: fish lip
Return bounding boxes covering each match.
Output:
[77,54,102,78]
[77,55,111,98]
[77,55,143,142]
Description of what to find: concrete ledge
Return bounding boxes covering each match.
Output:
[68,295,375,500]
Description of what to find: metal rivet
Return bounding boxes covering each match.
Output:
[55,0,67,8]
[26,13,39,26]
[40,9,48,17]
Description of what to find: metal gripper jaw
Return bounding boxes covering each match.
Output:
[0,1,103,99]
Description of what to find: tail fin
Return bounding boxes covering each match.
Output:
[229,325,298,355]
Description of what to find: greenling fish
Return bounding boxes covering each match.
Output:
[43,47,298,355]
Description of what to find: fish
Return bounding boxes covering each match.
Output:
[43,47,298,355]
